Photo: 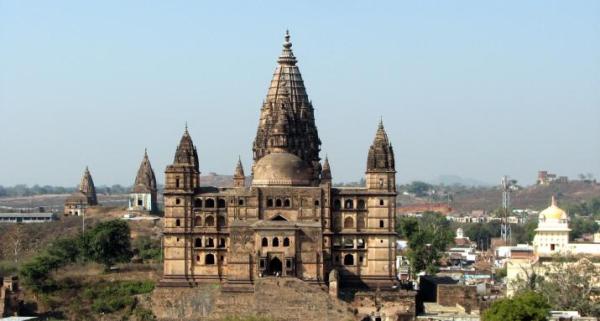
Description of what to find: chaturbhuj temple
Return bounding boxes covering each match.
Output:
[161,32,399,291]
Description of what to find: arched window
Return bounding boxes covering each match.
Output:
[333,199,341,210]
[357,238,365,249]
[205,216,215,227]
[283,237,290,247]
[344,238,354,248]
[379,199,384,206]
[194,238,202,247]
[284,199,291,207]
[219,238,226,248]
[262,237,268,247]
[205,254,215,265]
[205,198,215,208]
[344,199,354,209]
[175,178,180,188]
[238,199,244,206]
[379,220,384,228]
[194,198,203,208]
[267,199,273,207]
[344,254,354,266]
[194,216,202,227]
[344,217,354,229]
[175,219,181,227]
[272,237,279,247]
[196,255,200,262]
[217,198,226,208]
[207,238,215,247]
[275,199,283,207]
[314,200,320,207]
[175,198,181,205]
[217,216,226,227]
[357,199,366,209]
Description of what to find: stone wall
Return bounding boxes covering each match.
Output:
[151,278,355,321]
[437,284,478,313]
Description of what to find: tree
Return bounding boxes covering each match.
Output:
[405,181,432,197]
[569,216,599,240]
[511,255,600,317]
[483,291,549,321]
[397,212,453,276]
[85,220,132,270]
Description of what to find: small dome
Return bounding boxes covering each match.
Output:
[252,152,313,186]
[539,196,567,220]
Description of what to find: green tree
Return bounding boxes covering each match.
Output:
[511,256,600,317]
[483,291,550,321]
[569,216,599,240]
[85,220,132,270]
[397,212,453,276]
[405,181,433,197]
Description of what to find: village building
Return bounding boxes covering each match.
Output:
[63,167,98,216]
[128,149,158,213]
[161,32,399,291]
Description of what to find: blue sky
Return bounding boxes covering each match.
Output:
[1,1,599,186]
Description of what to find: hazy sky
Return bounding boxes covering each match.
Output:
[1,1,599,187]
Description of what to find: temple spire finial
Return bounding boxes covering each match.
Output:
[551,195,557,206]
[184,121,189,134]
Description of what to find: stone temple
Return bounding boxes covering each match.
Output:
[128,149,158,213]
[161,32,398,291]
[64,166,98,216]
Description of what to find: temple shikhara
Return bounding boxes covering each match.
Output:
[63,167,98,216]
[161,32,398,291]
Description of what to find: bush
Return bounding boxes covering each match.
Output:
[483,291,550,321]
[84,280,155,313]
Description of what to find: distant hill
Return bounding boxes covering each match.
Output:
[428,175,492,187]
[451,181,600,213]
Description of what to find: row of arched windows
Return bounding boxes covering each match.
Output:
[194,237,226,248]
[333,199,367,210]
[194,215,226,227]
[266,198,291,208]
[195,253,224,265]
[334,254,363,266]
[332,237,366,249]
[261,237,291,247]
[194,198,227,209]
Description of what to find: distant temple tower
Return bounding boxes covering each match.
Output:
[64,167,98,216]
[233,157,246,188]
[128,149,158,213]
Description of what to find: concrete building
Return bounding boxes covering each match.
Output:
[161,32,398,291]
[0,213,56,223]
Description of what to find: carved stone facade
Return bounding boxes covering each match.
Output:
[64,166,98,216]
[161,32,398,291]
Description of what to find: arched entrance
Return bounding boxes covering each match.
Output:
[269,257,282,275]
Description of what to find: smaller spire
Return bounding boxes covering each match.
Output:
[184,122,189,135]
[233,156,246,187]
[321,155,332,181]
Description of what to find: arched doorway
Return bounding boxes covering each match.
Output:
[270,257,282,275]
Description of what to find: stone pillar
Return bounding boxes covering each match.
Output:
[328,269,339,299]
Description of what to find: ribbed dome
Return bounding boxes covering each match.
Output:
[539,196,567,220]
[252,152,313,186]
